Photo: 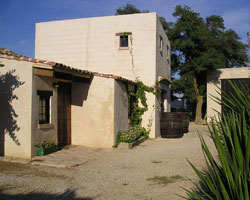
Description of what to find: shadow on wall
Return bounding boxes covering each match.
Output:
[0,69,25,156]
[0,189,93,200]
[71,78,92,107]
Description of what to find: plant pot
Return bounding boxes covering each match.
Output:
[37,146,57,156]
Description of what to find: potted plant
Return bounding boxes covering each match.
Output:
[35,140,58,156]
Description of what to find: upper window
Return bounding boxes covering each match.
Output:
[116,32,132,50]
[37,90,53,124]
[159,36,163,52]
[120,35,129,48]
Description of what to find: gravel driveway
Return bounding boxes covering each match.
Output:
[0,123,216,200]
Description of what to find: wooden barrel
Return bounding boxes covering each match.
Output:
[160,112,183,138]
[181,112,190,133]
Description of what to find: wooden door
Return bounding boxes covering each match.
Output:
[57,82,71,147]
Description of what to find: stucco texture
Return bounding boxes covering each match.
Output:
[0,59,32,158]
[71,77,128,147]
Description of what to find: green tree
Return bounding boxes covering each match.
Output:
[115,4,148,15]
[169,5,249,123]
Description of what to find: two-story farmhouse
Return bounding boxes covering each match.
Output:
[35,13,171,139]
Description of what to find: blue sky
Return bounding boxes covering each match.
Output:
[1,0,250,58]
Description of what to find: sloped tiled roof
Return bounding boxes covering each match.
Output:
[0,47,136,84]
[0,47,28,58]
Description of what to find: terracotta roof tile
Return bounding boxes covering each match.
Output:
[0,47,28,58]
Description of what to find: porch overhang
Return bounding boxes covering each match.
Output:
[33,63,93,82]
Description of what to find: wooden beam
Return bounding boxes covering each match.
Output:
[55,78,71,83]
[74,73,92,79]
[34,68,53,77]
[33,64,53,70]
[54,68,92,79]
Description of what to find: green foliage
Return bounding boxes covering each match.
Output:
[115,80,160,147]
[0,64,4,68]
[184,81,250,199]
[114,125,149,147]
[115,4,149,15]
[168,5,249,122]
[128,81,159,126]
[35,140,57,148]
[121,32,132,35]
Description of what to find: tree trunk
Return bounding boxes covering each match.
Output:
[195,95,203,124]
[193,75,203,124]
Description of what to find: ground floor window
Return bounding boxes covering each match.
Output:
[37,90,53,124]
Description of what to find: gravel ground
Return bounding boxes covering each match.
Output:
[0,123,217,200]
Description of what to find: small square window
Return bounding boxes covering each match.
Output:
[120,35,128,47]
[37,90,53,124]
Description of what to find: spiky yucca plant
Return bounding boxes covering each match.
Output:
[183,80,250,200]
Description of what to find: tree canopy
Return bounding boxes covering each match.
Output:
[168,5,248,123]
[115,4,148,15]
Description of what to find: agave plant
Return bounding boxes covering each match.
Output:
[183,80,250,200]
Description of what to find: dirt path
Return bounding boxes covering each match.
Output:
[0,124,216,200]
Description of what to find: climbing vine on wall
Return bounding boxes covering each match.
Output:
[114,81,161,147]
[128,80,161,127]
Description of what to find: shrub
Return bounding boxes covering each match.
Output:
[114,125,149,147]
[35,140,57,148]
[184,80,250,200]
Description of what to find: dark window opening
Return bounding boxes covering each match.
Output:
[120,35,129,47]
[37,90,53,124]
[159,36,163,52]
[39,96,50,124]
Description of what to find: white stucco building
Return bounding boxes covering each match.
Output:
[207,67,250,122]
[35,13,171,138]
[0,52,134,158]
